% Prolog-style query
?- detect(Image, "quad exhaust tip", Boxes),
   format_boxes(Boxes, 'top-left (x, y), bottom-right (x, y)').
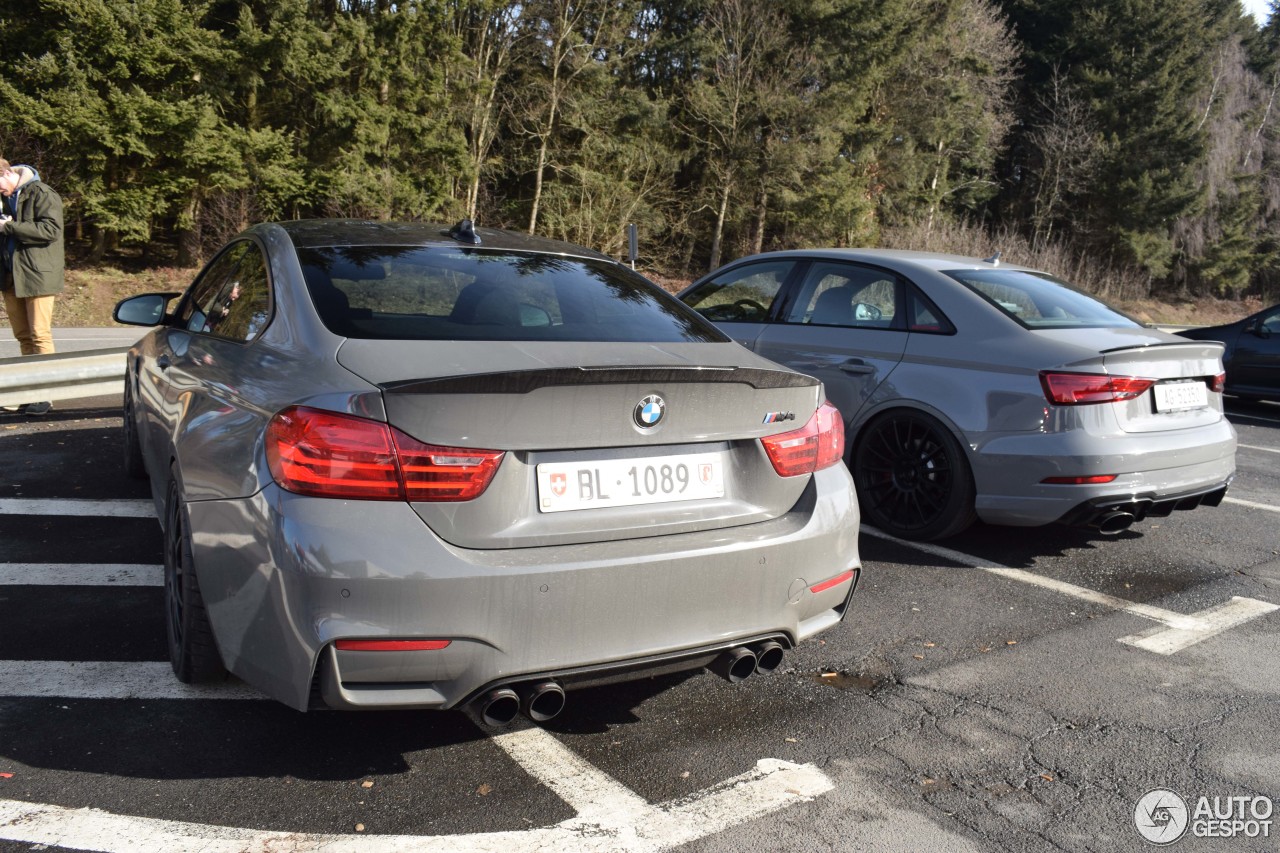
top-left (468, 680), bottom-right (567, 728)
top-left (519, 681), bottom-right (566, 723)
top-left (710, 642), bottom-right (787, 683)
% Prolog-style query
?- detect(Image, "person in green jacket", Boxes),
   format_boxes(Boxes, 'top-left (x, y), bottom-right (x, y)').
top-left (0, 157), bottom-right (64, 415)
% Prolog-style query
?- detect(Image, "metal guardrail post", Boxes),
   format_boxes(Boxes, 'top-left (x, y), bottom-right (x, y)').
top-left (0, 347), bottom-right (129, 407)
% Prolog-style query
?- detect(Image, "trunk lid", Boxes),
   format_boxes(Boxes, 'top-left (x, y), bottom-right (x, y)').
top-left (1036, 329), bottom-right (1227, 434)
top-left (337, 340), bottom-right (825, 548)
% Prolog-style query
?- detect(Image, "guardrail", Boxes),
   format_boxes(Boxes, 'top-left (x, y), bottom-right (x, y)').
top-left (0, 348), bottom-right (128, 408)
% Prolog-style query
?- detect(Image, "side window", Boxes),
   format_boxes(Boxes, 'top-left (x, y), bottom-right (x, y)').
top-left (908, 287), bottom-right (955, 334)
top-left (178, 243), bottom-right (251, 334)
top-left (1259, 309), bottom-right (1280, 334)
top-left (680, 261), bottom-right (796, 323)
top-left (210, 247), bottom-right (272, 342)
top-left (785, 262), bottom-right (900, 329)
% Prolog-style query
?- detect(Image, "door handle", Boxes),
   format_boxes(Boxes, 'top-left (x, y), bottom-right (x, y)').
top-left (838, 359), bottom-right (875, 375)
top-left (157, 355), bottom-right (172, 371)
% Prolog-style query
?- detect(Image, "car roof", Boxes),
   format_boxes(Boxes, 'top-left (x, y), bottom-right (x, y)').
top-left (730, 247), bottom-right (1042, 276)
top-left (271, 219), bottom-right (614, 261)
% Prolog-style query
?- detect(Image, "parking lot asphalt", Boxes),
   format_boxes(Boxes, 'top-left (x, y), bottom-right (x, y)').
top-left (0, 394), bottom-right (1277, 852)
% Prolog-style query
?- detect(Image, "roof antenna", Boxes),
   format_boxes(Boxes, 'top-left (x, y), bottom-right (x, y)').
top-left (983, 251), bottom-right (1001, 266)
top-left (449, 219), bottom-right (481, 245)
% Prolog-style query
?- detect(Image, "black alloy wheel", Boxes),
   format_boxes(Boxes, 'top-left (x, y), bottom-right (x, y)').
top-left (853, 410), bottom-right (976, 541)
top-left (163, 472), bottom-right (227, 683)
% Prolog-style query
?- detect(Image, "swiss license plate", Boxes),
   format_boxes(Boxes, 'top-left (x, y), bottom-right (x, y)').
top-left (1153, 381), bottom-right (1208, 412)
top-left (537, 453), bottom-right (724, 513)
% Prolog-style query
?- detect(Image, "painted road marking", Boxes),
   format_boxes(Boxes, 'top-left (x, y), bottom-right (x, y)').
top-left (863, 526), bottom-right (1279, 655)
top-left (1224, 496), bottom-right (1280, 514)
top-left (0, 498), bottom-right (153, 518)
top-left (0, 563), bottom-right (160, 586)
top-left (0, 729), bottom-right (831, 852)
top-left (1117, 596), bottom-right (1280, 654)
top-left (1238, 443), bottom-right (1280, 454)
top-left (1228, 411), bottom-right (1280, 426)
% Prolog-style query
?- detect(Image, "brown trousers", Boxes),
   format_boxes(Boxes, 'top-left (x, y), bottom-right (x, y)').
top-left (3, 289), bottom-right (56, 355)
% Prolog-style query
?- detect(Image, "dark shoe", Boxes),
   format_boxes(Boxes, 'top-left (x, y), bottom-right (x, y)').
top-left (23, 401), bottom-right (52, 416)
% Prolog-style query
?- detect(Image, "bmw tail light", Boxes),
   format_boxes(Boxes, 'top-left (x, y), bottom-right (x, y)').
top-left (1208, 373), bottom-right (1226, 393)
top-left (762, 402), bottom-right (846, 477)
top-left (266, 406), bottom-right (503, 501)
top-left (1039, 372), bottom-right (1155, 405)
top-left (394, 429), bottom-right (505, 502)
top-left (266, 407), bottom-right (401, 499)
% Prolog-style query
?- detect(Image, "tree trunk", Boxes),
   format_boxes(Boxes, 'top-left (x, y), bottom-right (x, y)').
top-left (751, 187), bottom-right (768, 255)
top-left (709, 181), bottom-right (732, 271)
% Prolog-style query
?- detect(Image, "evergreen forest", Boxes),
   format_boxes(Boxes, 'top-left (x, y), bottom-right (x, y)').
top-left (2, 0), bottom-right (1280, 301)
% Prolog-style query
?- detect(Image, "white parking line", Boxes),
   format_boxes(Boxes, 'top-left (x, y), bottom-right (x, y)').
top-left (1224, 496), bottom-right (1280, 514)
top-left (0, 563), bottom-right (160, 586)
top-left (0, 498), bottom-right (153, 518)
top-left (862, 526), bottom-right (1279, 654)
top-left (1237, 443), bottom-right (1280, 454)
top-left (0, 694), bottom-right (831, 853)
top-left (1229, 411), bottom-right (1280, 425)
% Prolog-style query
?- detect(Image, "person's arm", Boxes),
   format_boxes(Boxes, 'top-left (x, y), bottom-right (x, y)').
top-left (5, 186), bottom-right (63, 246)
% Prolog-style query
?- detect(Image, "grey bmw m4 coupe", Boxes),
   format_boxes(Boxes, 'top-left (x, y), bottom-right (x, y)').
top-left (113, 220), bottom-right (860, 724)
top-left (680, 249), bottom-right (1237, 541)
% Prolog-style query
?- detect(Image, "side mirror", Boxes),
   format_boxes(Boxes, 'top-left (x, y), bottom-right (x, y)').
top-left (114, 293), bottom-right (181, 327)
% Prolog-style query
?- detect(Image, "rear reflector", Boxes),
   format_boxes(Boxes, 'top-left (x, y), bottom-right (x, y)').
top-left (761, 401), bottom-right (845, 477)
top-left (334, 639), bottom-right (452, 651)
top-left (1041, 475), bottom-right (1119, 485)
top-left (266, 406), bottom-right (504, 501)
top-left (1039, 372), bottom-right (1155, 405)
top-left (809, 570), bottom-right (855, 594)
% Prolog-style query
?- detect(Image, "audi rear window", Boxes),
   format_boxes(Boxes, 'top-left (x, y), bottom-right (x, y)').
top-left (945, 268), bottom-right (1142, 329)
top-left (297, 246), bottom-right (728, 343)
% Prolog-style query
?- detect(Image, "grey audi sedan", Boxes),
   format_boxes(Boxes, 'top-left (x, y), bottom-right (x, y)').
top-left (113, 220), bottom-right (860, 724)
top-left (680, 249), bottom-right (1236, 541)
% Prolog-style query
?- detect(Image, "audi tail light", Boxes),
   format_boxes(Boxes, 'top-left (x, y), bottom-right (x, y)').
top-left (761, 402), bottom-right (845, 477)
top-left (1039, 372), bottom-right (1155, 405)
top-left (266, 406), bottom-right (503, 501)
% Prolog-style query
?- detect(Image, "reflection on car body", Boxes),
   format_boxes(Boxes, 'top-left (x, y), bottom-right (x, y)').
top-left (113, 219), bottom-right (861, 725)
top-left (681, 249), bottom-right (1236, 541)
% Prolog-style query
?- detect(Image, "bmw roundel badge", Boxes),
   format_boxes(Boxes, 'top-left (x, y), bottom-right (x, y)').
top-left (634, 394), bottom-right (665, 428)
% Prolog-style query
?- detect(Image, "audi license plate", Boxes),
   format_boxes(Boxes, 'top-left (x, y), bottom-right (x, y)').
top-left (1153, 381), bottom-right (1208, 412)
top-left (537, 453), bottom-right (724, 513)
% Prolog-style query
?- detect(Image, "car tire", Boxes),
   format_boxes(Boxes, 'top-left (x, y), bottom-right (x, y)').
top-left (164, 471), bottom-right (227, 683)
top-left (853, 409), bottom-right (977, 541)
top-left (122, 380), bottom-right (147, 480)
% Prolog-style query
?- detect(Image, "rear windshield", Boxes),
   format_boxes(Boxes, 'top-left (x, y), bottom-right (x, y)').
top-left (944, 269), bottom-right (1142, 329)
top-left (296, 246), bottom-right (727, 343)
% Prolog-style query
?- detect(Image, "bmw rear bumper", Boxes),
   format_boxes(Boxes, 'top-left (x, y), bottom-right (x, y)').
top-left (187, 465), bottom-right (860, 711)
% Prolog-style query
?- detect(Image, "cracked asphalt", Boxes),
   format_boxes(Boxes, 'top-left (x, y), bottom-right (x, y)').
top-left (0, 393), bottom-right (1277, 852)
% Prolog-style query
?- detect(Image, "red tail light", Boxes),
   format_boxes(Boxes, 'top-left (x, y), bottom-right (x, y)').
top-left (266, 406), bottom-right (504, 501)
top-left (1039, 372), bottom-right (1155, 405)
top-left (1041, 475), bottom-right (1118, 485)
top-left (1208, 373), bottom-right (1226, 393)
top-left (761, 402), bottom-right (845, 477)
top-left (334, 639), bottom-right (452, 651)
